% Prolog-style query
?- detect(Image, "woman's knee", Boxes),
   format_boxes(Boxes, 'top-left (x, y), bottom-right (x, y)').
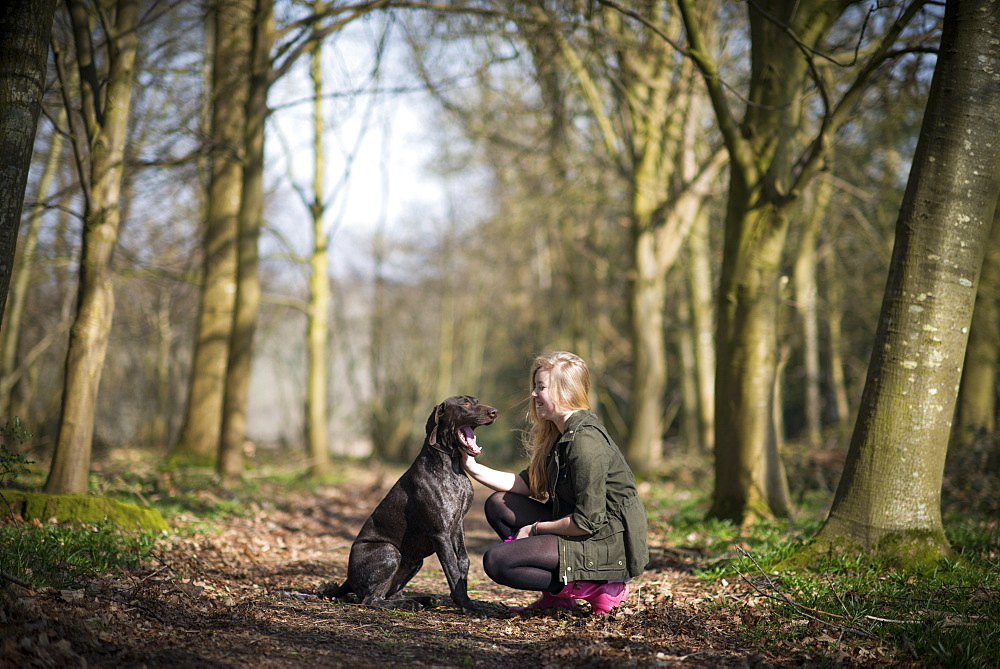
top-left (484, 491), bottom-right (512, 524)
top-left (482, 546), bottom-right (503, 583)
top-left (484, 490), bottom-right (507, 513)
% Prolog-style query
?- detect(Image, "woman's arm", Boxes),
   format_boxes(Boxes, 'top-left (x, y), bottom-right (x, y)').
top-left (513, 514), bottom-right (589, 540)
top-left (462, 454), bottom-right (532, 495)
top-left (563, 427), bottom-right (614, 534)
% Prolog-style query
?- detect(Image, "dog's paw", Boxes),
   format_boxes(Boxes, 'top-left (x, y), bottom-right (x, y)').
top-left (395, 598), bottom-right (425, 611)
top-left (276, 589), bottom-right (318, 600)
top-left (315, 581), bottom-right (348, 599)
top-left (407, 594), bottom-right (448, 609)
top-left (458, 600), bottom-right (495, 618)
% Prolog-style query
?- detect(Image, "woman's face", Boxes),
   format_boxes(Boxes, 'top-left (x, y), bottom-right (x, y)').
top-left (531, 369), bottom-right (559, 424)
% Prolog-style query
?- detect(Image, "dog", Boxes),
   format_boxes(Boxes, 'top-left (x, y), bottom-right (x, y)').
top-left (318, 395), bottom-right (497, 615)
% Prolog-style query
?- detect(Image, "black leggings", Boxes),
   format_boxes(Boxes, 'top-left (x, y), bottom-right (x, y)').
top-left (481, 491), bottom-right (563, 593)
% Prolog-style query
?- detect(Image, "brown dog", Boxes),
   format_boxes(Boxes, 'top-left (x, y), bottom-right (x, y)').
top-left (319, 395), bottom-right (497, 614)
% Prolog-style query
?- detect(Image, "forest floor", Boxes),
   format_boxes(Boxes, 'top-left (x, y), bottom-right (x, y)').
top-left (1, 459), bottom-right (913, 667)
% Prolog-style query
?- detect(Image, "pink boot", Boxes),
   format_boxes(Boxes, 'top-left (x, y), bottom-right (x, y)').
top-left (509, 591), bottom-right (578, 612)
top-left (556, 581), bottom-right (629, 615)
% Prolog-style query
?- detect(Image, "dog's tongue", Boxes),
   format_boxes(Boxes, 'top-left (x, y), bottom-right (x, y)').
top-left (459, 426), bottom-right (481, 456)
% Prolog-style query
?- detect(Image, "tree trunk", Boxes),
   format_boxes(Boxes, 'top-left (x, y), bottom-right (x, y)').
top-left (171, 0), bottom-right (253, 467)
top-left (686, 204), bottom-right (715, 454)
top-left (677, 281), bottom-right (699, 453)
top-left (793, 175), bottom-right (832, 450)
top-left (711, 199), bottom-right (790, 522)
top-left (148, 294), bottom-right (173, 447)
top-left (0, 0), bottom-right (57, 329)
top-left (768, 340), bottom-right (792, 515)
top-left (811, 0), bottom-right (1000, 561)
top-left (680, 0), bottom-right (856, 523)
top-left (0, 106), bottom-right (65, 417)
top-left (46, 0), bottom-right (140, 495)
top-left (952, 199), bottom-right (1000, 447)
top-left (305, 32), bottom-right (331, 479)
top-left (218, 0), bottom-right (275, 483)
top-left (824, 261), bottom-right (851, 426)
top-left (627, 226), bottom-right (669, 471)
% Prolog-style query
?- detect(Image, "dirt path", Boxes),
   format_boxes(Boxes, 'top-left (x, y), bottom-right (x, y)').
top-left (2, 476), bottom-right (811, 667)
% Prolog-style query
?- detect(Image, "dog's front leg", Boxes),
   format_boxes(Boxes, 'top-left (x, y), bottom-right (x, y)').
top-left (453, 524), bottom-right (470, 577)
top-left (431, 529), bottom-right (479, 616)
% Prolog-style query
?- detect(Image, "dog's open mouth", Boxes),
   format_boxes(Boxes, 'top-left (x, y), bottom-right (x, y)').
top-left (458, 426), bottom-right (482, 457)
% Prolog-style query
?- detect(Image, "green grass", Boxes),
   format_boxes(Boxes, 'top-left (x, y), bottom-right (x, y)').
top-left (0, 520), bottom-right (159, 589)
top-left (3, 443), bottom-right (997, 667)
top-left (0, 448), bottom-right (340, 589)
top-left (641, 455), bottom-right (1000, 667)
top-left (0, 450), bottom-right (369, 591)
top-left (8, 452), bottom-right (354, 527)
top-left (723, 534), bottom-right (1000, 667)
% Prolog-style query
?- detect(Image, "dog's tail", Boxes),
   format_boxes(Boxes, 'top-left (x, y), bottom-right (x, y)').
top-left (316, 579), bottom-right (352, 599)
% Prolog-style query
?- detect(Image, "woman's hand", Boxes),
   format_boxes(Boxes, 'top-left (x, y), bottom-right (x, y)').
top-left (514, 523), bottom-right (535, 540)
top-left (517, 515), bottom-right (589, 540)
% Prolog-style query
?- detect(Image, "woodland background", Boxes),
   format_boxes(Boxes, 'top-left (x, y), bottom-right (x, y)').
top-left (3, 1), bottom-right (1000, 666)
top-left (1, 0), bottom-right (999, 557)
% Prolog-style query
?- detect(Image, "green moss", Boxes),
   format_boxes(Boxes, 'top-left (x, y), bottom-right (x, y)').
top-left (162, 451), bottom-right (216, 471)
top-left (0, 490), bottom-right (169, 532)
top-left (776, 535), bottom-right (863, 571)
top-left (780, 528), bottom-right (954, 573)
top-left (873, 530), bottom-right (956, 571)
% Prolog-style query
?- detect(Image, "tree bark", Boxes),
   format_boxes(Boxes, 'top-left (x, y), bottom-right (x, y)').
top-left (793, 175), bottom-right (833, 450)
top-left (218, 0), bottom-right (275, 482)
top-left (0, 0), bottom-right (58, 330)
top-left (811, 0), bottom-right (1000, 560)
top-left (148, 295), bottom-right (173, 446)
top-left (680, 0), bottom-right (867, 522)
top-left (952, 198), bottom-right (1000, 447)
top-left (46, 0), bottom-right (140, 495)
top-left (677, 282), bottom-right (698, 452)
top-left (305, 30), bottom-right (331, 479)
top-left (686, 204), bottom-right (715, 454)
top-left (171, 0), bottom-right (253, 467)
top-left (0, 106), bottom-right (65, 417)
top-left (824, 259), bottom-right (851, 426)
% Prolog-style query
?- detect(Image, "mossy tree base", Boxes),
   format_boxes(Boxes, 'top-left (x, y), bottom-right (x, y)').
top-left (781, 527), bottom-right (955, 573)
top-left (0, 490), bottom-right (168, 532)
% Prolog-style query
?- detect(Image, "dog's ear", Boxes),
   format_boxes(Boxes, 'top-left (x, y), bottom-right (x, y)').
top-left (426, 402), bottom-right (444, 446)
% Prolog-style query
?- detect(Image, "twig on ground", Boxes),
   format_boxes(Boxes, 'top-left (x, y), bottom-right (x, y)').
top-left (659, 545), bottom-right (705, 558)
top-left (0, 570), bottom-right (33, 589)
top-left (733, 546), bottom-right (877, 640)
top-left (0, 490), bottom-right (21, 529)
top-left (826, 571), bottom-right (850, 617)
top-left (137, 565), bottom-right (172, 583)
top-left (865, 615), bottom-right (922, 624)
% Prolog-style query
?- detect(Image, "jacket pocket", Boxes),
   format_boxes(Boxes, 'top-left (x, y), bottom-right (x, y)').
top-left (580, 517), bottom-right (626, 573)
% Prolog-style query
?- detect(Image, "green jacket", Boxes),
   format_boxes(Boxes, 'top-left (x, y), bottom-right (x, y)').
top-left (522, 410), bottom-right (649, 583)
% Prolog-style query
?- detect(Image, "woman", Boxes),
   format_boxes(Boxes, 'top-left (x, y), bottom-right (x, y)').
top-left (463, 351), bottom-right (648, 615)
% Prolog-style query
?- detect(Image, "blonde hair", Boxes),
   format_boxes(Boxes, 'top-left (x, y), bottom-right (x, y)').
top-left (523, 351), bottom-right (592, 498)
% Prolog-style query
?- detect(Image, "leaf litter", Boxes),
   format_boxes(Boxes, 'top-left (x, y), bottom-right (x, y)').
top-left (2, 468), bottom-right (893, 668)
